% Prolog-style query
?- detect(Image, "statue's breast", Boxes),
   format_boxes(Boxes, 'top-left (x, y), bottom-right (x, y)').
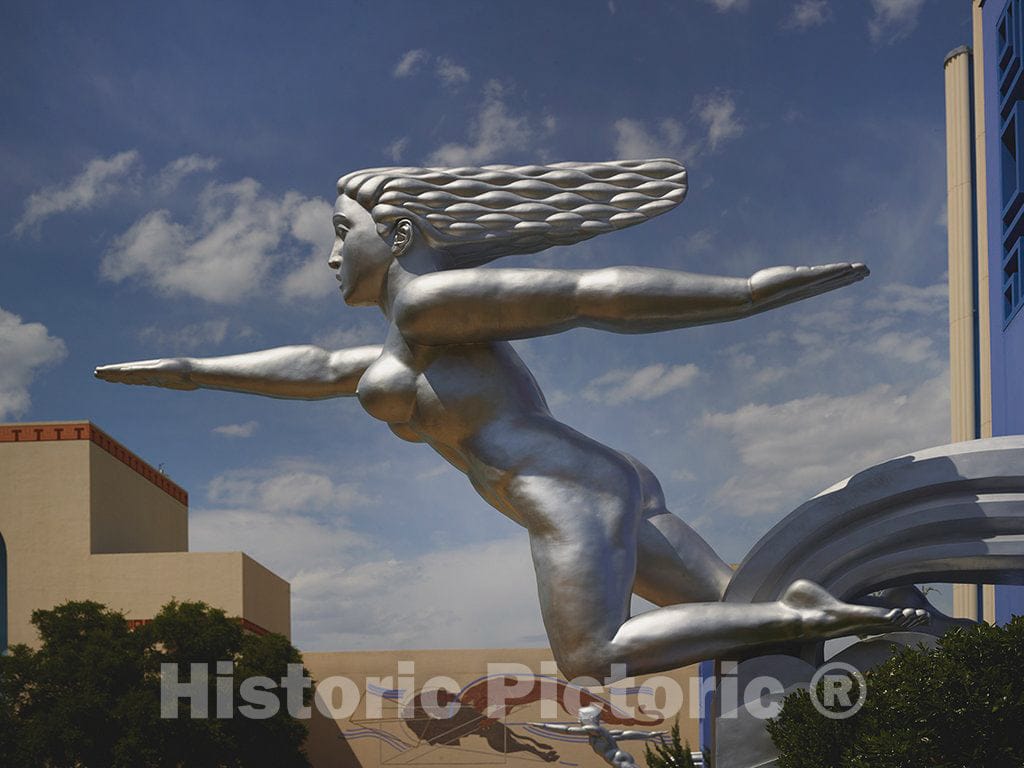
top-left (357, 352), bottom-right (418, 424)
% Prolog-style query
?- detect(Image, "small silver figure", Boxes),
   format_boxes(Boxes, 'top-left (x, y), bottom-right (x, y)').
top-left (96, 159), bottom-right (927, 681)
top-left (532, 705), bottom-right (662, 768)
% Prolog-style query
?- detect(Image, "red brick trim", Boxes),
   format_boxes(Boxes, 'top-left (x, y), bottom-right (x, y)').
top-left (127, 617), bottom-right (273, 636)
top-left (240, 618), bottom-right (272, 636)
top-left (0, 422), bottom-right (188, 505)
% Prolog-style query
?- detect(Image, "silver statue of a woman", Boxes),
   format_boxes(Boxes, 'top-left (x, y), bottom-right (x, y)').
top-left (531, 705), bottom-right (662, 768)
top-left (96, 159), bottom-right (926, 680)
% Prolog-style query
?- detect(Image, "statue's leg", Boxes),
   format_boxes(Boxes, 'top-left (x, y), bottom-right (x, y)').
top-left (621, 455), bottom-right (732, 605)
top-left (507, 444), bottom-right (927, 682)
top-left (521, 489), bottom-right (928, 680)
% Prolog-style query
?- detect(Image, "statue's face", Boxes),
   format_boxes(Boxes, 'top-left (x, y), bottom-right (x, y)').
top-left (328, 195), bottom-right (394, 307)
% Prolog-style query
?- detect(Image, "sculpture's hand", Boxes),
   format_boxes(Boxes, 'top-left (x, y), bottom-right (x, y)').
top-left (749, 263), bottom-right (869, 312)
top-left (94, 358), bottom-right (197, 390)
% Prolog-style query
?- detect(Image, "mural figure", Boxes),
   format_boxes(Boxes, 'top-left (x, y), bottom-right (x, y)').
top-left (381, 671), bottom-right (668, 763)
top-left (531, 705), bottom-right (662, 768)
top-left (96, 159), bottom-right (928, 681)
top-left (402, 688), bottom-right (558, 762)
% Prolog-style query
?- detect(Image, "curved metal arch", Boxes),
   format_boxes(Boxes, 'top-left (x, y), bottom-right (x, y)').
top-left (724, 436), bottom-right (1024, 605)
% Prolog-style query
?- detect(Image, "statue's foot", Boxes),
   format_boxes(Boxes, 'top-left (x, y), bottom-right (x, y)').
top-left (781, 579), bottom-right (929, 638)
top-left (866, 586), bottom-right (978, 634)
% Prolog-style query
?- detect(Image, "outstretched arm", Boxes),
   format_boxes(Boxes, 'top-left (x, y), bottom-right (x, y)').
top-left (529, 723), bottom-right (586, 735)
top-left (394, 263), bottom-right (868, 345)
top-left (609, 729), bottom-right (664, 741)
top-left (94, 345), bottom-right (382, 400)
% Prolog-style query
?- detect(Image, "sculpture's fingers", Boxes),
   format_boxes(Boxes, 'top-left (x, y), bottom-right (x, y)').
top-left (750, 262), bottom-right (870, 311)
top-left (95, 359), bottom-right (189, 387)
top-left (94, 363), bottom-right (136, 383)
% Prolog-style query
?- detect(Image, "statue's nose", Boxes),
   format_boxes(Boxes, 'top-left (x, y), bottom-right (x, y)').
top-left (327, 242), bottom-right (342, 269)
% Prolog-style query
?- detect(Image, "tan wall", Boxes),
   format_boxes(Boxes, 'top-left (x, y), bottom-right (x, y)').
top-left (241, 553), bottom-right (292, 640)
top-left (1, 439), bottom-right (94, 646)
top-left (85, 552), bottom-right (290, 638)
top-left (1, 422), bottom-right (289, 646)
top-left (90, 443), bottom-right (187, 554)
top-left (302, 648), bottom-right (702, 768)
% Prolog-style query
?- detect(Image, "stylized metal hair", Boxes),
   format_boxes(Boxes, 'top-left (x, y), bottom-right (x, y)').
top-left (336, 159), bottom-right (687, 268)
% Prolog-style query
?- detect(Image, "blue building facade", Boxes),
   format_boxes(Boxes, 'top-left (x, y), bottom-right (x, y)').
top-left (980, 0), bottom-right (1024, 622)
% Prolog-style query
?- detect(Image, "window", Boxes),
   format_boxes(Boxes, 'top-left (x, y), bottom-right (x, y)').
top-left (998, 0), bottom-right (1024, 322)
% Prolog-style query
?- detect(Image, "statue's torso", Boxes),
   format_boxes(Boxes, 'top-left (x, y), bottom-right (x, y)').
top-left (356, 324), bottom-right (638, 528)
top-left (357, 329), bottom-right (549, 444)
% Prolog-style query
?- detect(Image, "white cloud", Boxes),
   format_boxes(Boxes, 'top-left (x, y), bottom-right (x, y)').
top-left (427, 81), bottom-right (552, 166)
top-left (207, 463), bottom-right (369, 512)
top-left (703, 373), bottom-right (949, 516)
top-left (293, 537), bottom-right (543, 651)
top-left (784, 0), bottom-right (830, 30)
top-left (393, 49), bottom-right (428, 78)
top-left (155, 154), bottom-right (220, 193)
top-left (685, 228), bottom-right (715, 254)
top-left (393, 49), bottom-right (470, 89)
top-left (190, 462), bottom-right (544, 649)
top-left (697, 94), bottom-right (744, 151)
top-left (137, 319), bottom-right (237, 351)
top-left (280, 197), bottom-right (336, 300)
top-left (0, 308), bottom-right (67, 419)
top-left (613, 118), bottom-right (688, 159)
top-left (102, 179), bottom-right (332, 303)
top-left (384, 136), bottom-right (409, 162)
top-left (15, 151), bottom-right (140, 235)
top-left (870, 330), bottom-right (938, 365)
top-left (313, 319), bottom-right (388, 349)
top-left (868, 0), bottom-right (925, 44)
top-left (702, 0), bottom-right (749, 11)
top-left (772, 282), bottom-right (947, 374)
top-left (612, 93), bottom-right (742, 161)
top-left (584, 363), bottom-right (699, 405)
top-left (864, 280), bottom-right (946, 317)
top-left (212, 420), bottom-right (259, 438)
top-left (435, 56), bottom-right (470, 87)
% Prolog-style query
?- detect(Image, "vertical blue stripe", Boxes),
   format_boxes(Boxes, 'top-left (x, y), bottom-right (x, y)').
top-left (698, 659), bottom-right (714, 752)
top-left (0, 533), bottom-right (6, 654)
top-left (969, 50), bottom-right (983, 439)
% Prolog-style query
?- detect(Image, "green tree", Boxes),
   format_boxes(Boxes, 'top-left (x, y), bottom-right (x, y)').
top-left (0, 599), bottom-right (311, 767)
top-left (767, 617), bottom-right (1024, 768)
top-left (644, 720), bottom-right (700, 767)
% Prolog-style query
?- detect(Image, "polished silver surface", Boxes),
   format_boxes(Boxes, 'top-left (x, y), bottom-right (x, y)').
top-left (531, 705), bottom-right (661, 768)
top-left (724, 435), bottom-right (1024, 644)
top-left (96, 159), bottom-right (932, 681)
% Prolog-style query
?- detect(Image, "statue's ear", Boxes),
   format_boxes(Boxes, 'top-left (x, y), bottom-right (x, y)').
top-left (391, 219), bottom-right (414, 256)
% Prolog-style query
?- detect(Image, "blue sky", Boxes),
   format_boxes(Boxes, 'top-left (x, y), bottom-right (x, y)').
top-left (3, 0), bottom-right (967, 650)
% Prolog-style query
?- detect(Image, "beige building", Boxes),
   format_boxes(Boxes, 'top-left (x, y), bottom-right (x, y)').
top-left (0, 420), bottom-right (290, 647)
